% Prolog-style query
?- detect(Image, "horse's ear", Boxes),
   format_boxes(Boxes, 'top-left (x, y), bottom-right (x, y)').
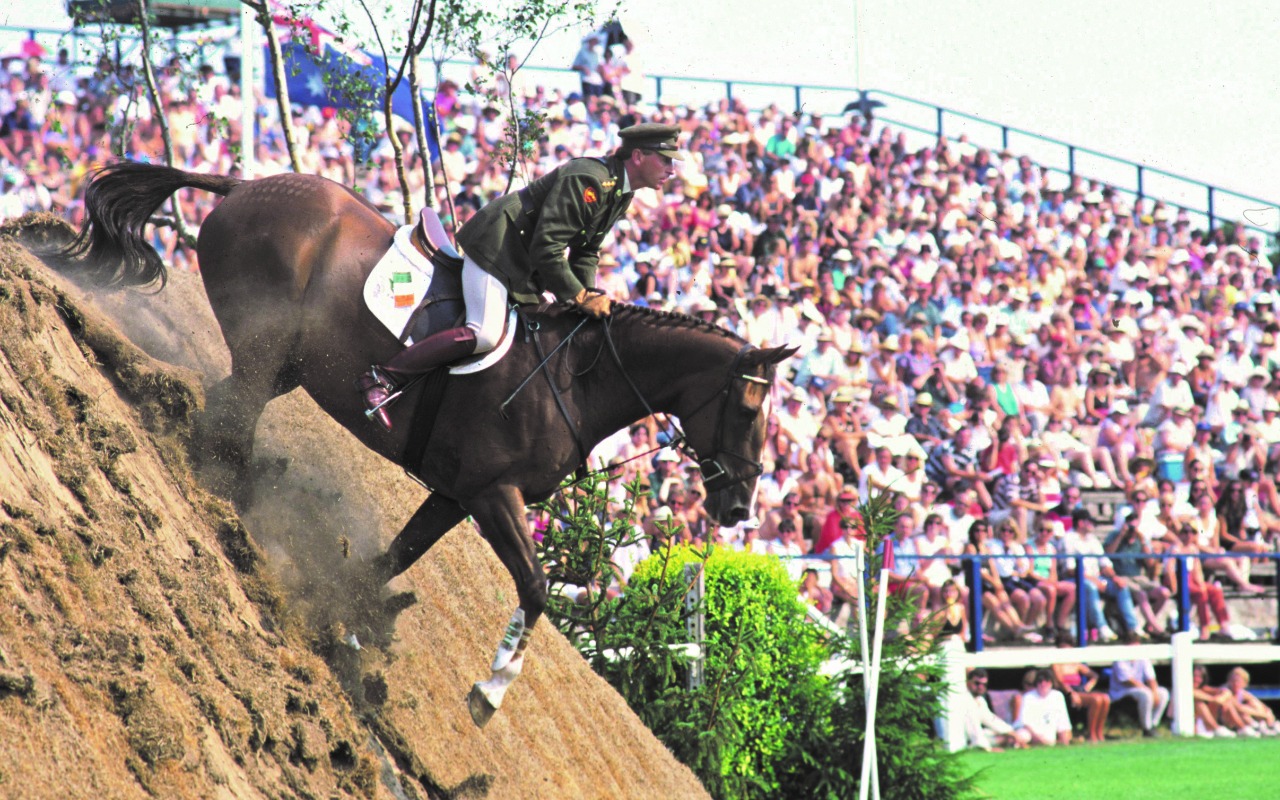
top-left (746, 345), bottom-right (800, 369)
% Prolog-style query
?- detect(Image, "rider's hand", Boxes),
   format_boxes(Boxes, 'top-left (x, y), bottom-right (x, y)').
top-left (573, 288), bottom-right (613, 319)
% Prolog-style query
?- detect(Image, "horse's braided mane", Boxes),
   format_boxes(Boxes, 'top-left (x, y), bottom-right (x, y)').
top-left (545, 299), bottom-right (746, 344)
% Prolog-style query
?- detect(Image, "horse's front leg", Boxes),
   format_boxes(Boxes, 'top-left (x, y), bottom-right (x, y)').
top-left (380, 492), bottom-right (470, 579)
top-left (345, 493), bottom-right (470, 646)
top-left (464, 485), bottom-right (547, 726)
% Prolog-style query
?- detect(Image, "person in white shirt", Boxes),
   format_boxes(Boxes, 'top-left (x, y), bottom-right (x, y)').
top-left (960, 669), bottom-right (1030, 751)
top-left (777, 388), bottom-right (822, 443)
top-left (1217, 333), bottom-right (1255, 387)
top-left (1016, 669), bottom-right (1073, 746)
top-left (913, 514), bottom-right (958, 609)
top-left (570, 34), bottom-right (605, 98)
top-left (1141, 365), bottom-right (1195, 428)
top-left (736, 520), bottom-right (773, 555)
top-left (859, 445), bottom-right (905, 501)
top-left (769, 518), bottom-right (810, 582)
top-left (1109, 632), bottom-right (1170, 736)
top-left (1014, 368), bottom-right (1052, 434)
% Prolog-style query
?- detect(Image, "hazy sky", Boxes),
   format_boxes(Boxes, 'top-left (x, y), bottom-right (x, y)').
top-left (7, 0), bottom-right (1279, 217)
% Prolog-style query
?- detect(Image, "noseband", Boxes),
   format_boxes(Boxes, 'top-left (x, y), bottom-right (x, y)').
top-left (674, 343), bottom-right (768, 493)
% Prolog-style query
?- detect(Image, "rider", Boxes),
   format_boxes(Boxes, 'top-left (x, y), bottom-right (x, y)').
top-left (360, 122), bottom-right (681, 430)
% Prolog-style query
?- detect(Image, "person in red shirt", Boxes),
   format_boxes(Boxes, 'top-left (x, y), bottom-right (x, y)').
top-left (815, 487), bottom-right (864, 554)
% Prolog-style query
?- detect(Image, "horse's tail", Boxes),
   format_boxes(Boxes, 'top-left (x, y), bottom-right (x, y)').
top-left (58, 161), bottom-right (241, 289)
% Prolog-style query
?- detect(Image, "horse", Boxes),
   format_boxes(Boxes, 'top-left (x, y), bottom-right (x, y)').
top-left (57, 162), bottom-right (796, 724)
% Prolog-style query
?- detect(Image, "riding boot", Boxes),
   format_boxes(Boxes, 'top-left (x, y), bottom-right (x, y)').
top-left (359, 326), bottom-right (478, 432)
top-left (357, 367), bottom-right (396, 432)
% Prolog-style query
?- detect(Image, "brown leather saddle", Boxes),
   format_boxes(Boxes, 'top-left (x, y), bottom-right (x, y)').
top-left (400, 215), bottom-right (466, 345)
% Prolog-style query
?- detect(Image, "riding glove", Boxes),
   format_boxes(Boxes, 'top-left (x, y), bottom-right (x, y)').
top-left (573, 288), bottom-right (613, 318)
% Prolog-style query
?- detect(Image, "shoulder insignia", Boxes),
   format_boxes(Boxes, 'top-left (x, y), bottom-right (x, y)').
top-left (601, 179), bottom-right (616, 189)
top-left (583, 186), bottom-right (598, 204)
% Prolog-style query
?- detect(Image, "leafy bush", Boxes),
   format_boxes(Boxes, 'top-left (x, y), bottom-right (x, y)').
top-left (537, 479), bottom-right (974, 800)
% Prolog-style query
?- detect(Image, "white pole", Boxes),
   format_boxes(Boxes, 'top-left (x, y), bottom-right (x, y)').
top-left (859, 562), bottom-right (889, 800)
top-left (942, 637), bottom-right (968, 752)
top-left (855, 544), bottom-right (872, 800)
top-left (239, 1), bottom-right (257, 179)
top-left (856, 544), bottom-right (872, 691)
top-left (1170, 630), bottom-right (1194, 736)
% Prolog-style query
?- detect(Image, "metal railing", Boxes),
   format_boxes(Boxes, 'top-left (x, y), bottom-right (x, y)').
top-left (5, 22), bottom-right (1277, 246)
top-left (864, 88), bottom-right (1279, 243)
top-left (853, 551), bottom-right (1280, 653)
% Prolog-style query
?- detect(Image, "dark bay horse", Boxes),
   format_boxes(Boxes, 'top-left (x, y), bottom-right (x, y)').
top-left (59, 162), bottom-right (795, 722)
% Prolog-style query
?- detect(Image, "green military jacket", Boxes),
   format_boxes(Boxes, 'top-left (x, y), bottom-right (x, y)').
top-left (454, 156), bottom-right (634, 306)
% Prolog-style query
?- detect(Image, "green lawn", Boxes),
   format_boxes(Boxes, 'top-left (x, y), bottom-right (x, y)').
top-left (960, 736), bottom-right (1280, 799)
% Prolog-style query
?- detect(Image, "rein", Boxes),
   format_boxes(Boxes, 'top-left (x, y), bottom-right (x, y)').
top-left (500, 309), bottom-right (768, 494)
top-left (600, 317), bottom-right (766, 494)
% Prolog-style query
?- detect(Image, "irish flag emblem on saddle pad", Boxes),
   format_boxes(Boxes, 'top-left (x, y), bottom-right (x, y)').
top-left (363, 225), bottom-right (434, 341)
top-left (390, 271), bottom-right (416, 308)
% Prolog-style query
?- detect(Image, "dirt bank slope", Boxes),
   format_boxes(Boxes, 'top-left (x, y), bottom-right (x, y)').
top-left (0, 229), bottom-right (706, 799)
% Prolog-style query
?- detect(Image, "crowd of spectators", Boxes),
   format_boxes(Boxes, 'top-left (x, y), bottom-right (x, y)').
top-left (960, 642), bottom-right (1279, 749)
top-left (3, 32), bottom-right (1280, 650)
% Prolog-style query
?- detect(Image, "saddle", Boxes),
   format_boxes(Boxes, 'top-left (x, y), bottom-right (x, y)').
top-left (402, 210), bottom-right (466, 344)
top-left (362, 208), bottom-right (516, 373)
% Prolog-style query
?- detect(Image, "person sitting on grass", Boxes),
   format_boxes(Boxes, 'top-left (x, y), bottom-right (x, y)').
top-left (1014, 669), bottom-right (1073, 747)
top-left (1222, 667), bottom-right (1280, 736)
top-left (1050, 631), bottom-right (1111, 743)
top-left (1190, 665), bottom-right (1242, 738)
top-left (960, 668), bottom-right (1030, 752)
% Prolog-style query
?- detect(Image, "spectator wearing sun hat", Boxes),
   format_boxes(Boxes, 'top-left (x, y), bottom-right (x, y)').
top-left (793, 328), bottom-right (843, 391)
top-left (1141, 362), bottom-right (1194, 427)
top-left (1218, 331), bottom-right (1256, 388)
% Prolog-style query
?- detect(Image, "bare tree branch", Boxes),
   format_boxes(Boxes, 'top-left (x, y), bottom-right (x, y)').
top-left (242, 0), bottom-right (302, 172)
top-left (135, 0), bottom-right (196, 248)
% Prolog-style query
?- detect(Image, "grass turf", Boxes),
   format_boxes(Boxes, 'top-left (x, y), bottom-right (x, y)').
top-left (960, 736), bottom-right (1280, 799)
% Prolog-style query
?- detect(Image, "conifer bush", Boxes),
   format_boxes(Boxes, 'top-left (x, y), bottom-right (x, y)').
top-left (537, 478), bottom-right (974, 800)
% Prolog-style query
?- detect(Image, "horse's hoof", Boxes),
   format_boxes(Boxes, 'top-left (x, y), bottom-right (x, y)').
top-left (467, 684), bottom-right (497, 727)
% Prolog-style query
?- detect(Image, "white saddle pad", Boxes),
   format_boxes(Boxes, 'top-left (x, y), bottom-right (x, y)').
top-left (362, 225), bottom-right (517, 375)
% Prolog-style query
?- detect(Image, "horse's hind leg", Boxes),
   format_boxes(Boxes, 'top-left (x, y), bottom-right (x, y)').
top-left (196, 353), bottom-right (301, 508)
top-left (463, 485), bottom-right (548, 725)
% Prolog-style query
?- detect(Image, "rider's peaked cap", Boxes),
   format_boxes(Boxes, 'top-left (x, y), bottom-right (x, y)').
top-left (619, 123), bottom-right (681, 157)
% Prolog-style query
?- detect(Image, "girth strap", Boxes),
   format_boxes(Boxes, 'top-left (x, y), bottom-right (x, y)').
top-left (400, 366), bottom-right (451, 488)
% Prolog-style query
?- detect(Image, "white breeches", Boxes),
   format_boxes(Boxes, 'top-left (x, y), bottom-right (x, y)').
top-left (462, 255), bottom-right (508, 353)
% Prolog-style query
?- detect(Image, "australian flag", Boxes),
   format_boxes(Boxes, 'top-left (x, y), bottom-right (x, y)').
top-left (262, 12), bottom-right (438, 162)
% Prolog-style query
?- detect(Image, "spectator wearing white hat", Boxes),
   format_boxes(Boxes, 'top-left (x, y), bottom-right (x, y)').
top-left (1217, 332), bottom-right (1256, 388)
top-left (1141, 362), bottom-right (1194, 428)
top-left (1174, 315), bottom-right (1210, 368)
top-left (792, 329), bottom-right (842, 392)
top-left (1255, 397), bottom-right (1280, 456)
top-left (1240, 367), bottom-right (1272, 419)
top-left (1205, 375), bottom-right (1244, 435)
top-left (1153, 403), bottom-right (1197, 465)
top-left (777, 387), bottom-right (822, 443)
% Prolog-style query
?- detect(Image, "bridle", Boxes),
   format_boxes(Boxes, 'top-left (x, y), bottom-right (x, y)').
top-left (603, 324), bottom-right (768, 494)
top-left (503, 311), bottom-right (772, 493)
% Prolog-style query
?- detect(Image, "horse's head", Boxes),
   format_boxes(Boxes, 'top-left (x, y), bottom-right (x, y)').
top-left (680, 344), bottom-right (798, 525)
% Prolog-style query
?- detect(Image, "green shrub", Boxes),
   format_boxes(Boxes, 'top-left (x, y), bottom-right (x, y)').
top-left (538, 479), bottom-right (974, 800)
